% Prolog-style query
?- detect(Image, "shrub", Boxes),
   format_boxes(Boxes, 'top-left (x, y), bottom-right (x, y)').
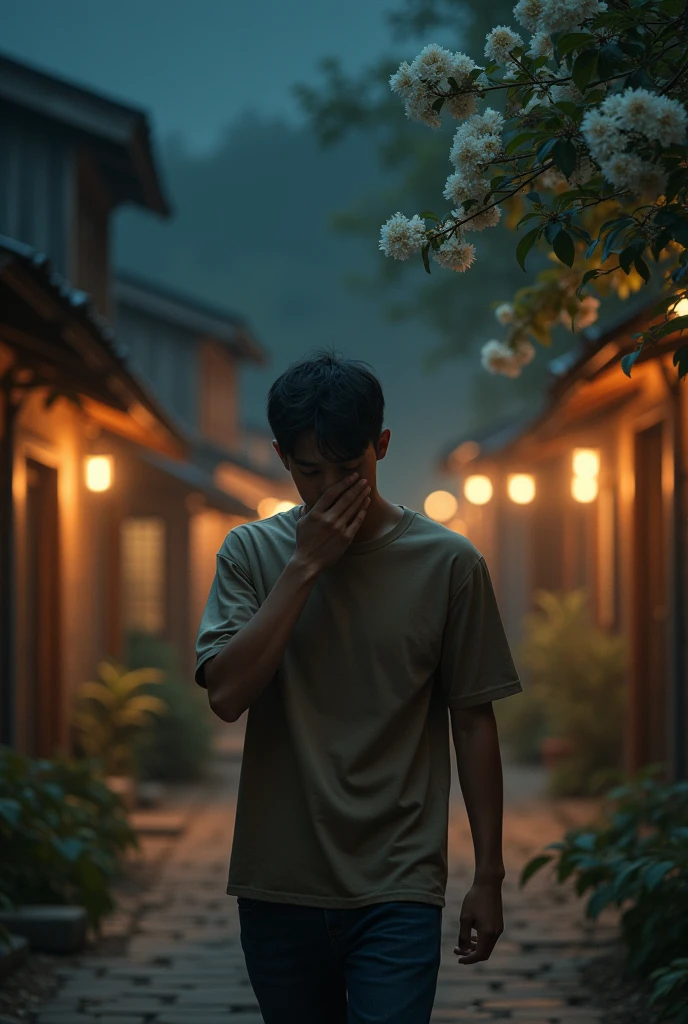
top-left (124, 631), bottom-right (215, 782)
top-left (517, 589), bottom-right (627, 796)
top-left (521, 766), bottom-right (688, 1022)
top-left (71, 659), bottom-right (168, 777)
top-left (0, 747), bottom-right (138, 930)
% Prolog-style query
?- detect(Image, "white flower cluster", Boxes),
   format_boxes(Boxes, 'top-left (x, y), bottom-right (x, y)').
top-left (378, 212), bottom-right (427, 261)
top-left (582, 88), bottom-right (687, 197)
top-left (389, 44), bottom-right (480, 129)
top-left (513, 0), bottom-right (607, 35)
top-left (481, 338), bottom-right (536, 377)
top-left (484, 25), bottom-right (523, 65)
top-left (449, 108), bottom-right (504, 188)
top-left (433, 232), bottom-right (477, 272)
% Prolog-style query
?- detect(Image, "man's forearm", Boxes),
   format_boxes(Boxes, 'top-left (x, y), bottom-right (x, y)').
top-left (204, 556), bottom-right (319, 722)
top-left (451, 704), bottom-right (506, 882)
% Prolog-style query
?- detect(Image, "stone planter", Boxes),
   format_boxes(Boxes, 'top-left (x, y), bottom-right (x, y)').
top-left (104, 774), bottom-right (138, 812)
top-left (540, 735), bottom-right (576, 770)
top-left (0, 933), bottom-right (29, 979)
top-left (0, 906), bottom-right (88, 954)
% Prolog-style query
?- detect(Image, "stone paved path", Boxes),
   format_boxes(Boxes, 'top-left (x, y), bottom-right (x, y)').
top-left (29, 739), bottom-right (621, 1024)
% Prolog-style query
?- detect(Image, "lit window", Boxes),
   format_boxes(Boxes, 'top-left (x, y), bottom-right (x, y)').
top-left (121, 517), bottom-right (166, 634)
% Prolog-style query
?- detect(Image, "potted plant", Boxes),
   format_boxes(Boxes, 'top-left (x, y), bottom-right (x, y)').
top-left (71, 659), bottom-right (168, 809)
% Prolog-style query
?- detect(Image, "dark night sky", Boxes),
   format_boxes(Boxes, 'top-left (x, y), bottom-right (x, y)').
top-left (0, 1), bottom-right (513, 511)
top-left (0, 0), bottom-right (394, 152)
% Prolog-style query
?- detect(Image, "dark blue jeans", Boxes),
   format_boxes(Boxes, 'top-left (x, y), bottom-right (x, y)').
top-left (237, 897), bottom-right (442, 1023)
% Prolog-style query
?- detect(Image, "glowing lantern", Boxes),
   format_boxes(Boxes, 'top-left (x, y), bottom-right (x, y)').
top-left (85, 455), bottom-right (113, 492)
top-left (507, 473), bottom-right (535, 505)
top-left (572, 475), bottom-right (599, 503)
top-left (464, 475), bottom-right (493, 505)
top-left (424, 490), bottom-right (458, 522)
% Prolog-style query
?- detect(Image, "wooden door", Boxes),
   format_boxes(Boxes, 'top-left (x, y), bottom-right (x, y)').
top-left (631, 423), bottom-right (668, 773)
top-left (24, 457), bottom-right (62, 756)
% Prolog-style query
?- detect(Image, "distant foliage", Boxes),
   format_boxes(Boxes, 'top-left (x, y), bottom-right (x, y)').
top-left (518, 589), bottom-right (627, 795)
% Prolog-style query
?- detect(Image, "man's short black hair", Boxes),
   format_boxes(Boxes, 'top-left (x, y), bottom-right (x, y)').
top-left (266, 348), bottom-right (385, 463)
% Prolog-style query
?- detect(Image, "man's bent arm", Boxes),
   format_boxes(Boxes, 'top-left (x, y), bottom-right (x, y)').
top-left (204, 555), bottom-right (319, 723)
top-left (450, 702), bottom-right (506, 883)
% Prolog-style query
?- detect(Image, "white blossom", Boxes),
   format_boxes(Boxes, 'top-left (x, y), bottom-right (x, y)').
top-left (434, 233), bottom-right (477, 272)
top-left (600, 154), bottom-right (667, 198)
top-left (513, 0), bottom-right (544, 34)
top-left (495, 302), bottom-right (515, 325)
top-left (538, 0), bottom-right (608, 35)
top-left (481, 339), bottom-right (523, 377)
top-left (390, 46), bottom-right (481, 128)
top-left (445, 93), bottom-right (479, 120)
top-left (484, 25), bottom-right (524, 64)
top-left (410, 43), bottom-right (456, 83)
top-left (613, 88), bottom-right (688, 147)
top-left (561, 295), bottom-right (600, 331)
top-left (389, 62), bottom-right (417, 100)
top-left (581, 108), bottom-right (624, 164)
top-left (527, 30), bottom-right (554, 58)
top-left (379, 213), bottom-right (427, 260)
top-left (513, 338), bottom-right (536, 366)
top-left (449, 109), bottom-right (504, 179)
top-left (458, 203), bottom-right (502, 231)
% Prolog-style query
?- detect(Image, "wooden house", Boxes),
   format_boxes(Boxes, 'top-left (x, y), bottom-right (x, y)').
top-left (0, 53), bottom-right (295, 755)
top-left (439, 308), bottom-right (687, 781)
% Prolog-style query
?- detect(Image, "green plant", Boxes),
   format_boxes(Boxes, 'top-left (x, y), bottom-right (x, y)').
top-left (71, 659), bottom-right (168, 778)
top-left (521, 766), bottom-right (688, 1021)
top-left (517, 589), bottom-right (627, 795)
top-left (649, 958), bottom-right (688, 1022)
top-left (494, 679), bottom-right (549, 763)
top-left (0, 747), bottom-right (138, 929)
top-left (124, 631), bottom-right (215, 782)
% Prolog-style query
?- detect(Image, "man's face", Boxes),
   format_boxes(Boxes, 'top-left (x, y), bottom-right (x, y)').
top-left (273, 430), bottom-right (389, 511)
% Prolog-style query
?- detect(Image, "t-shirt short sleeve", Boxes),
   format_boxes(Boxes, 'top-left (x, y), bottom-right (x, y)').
top-left (194, 531), bottom-right (260, 688)
top-left (438, 555), bottom-right (522, 709)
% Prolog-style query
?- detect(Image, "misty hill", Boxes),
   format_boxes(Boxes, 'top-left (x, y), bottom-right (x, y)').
top-left (114, 112), bottom-right (553, 511)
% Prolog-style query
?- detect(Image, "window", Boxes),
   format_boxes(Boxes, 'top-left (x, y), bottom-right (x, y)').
top-left (121, 517), bottom-right (166, 634)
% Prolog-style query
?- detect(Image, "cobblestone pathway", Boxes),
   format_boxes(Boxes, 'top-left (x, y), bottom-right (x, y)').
top-left (30, 740), bottom-right (621, 1024)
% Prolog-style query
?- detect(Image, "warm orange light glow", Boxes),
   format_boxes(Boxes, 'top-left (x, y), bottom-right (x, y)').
top-left (424, 490), bottom-right (458, 522)
top-left (257, 496), bottom-right (282, 518)
top-left (446, 517), bottom-right (467, 535)
top-left (274, 500), bottom-right (297, 513)
top-left (572, 476), bottom-right (599, 503)
top-left (507, 473), bottom-right (535, 505)
top-left (573, 448), bottom-right (600, 478)
top-left (464, 475), bottom-right (493, 505)
top-left (673, 297), bottom-right (688, 317)
top-left (85, 455), bottom-right (113, 492)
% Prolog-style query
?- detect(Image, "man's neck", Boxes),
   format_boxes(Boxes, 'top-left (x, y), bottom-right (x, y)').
top-left (350, 493), bottom-right (403, 544)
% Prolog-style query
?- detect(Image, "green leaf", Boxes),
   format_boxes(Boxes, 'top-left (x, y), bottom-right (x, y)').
top-left (634, 256), bottom-right (650, 283)
top-left (557, 32), bottom-right (596, 56)
top-left (519, 854), bottom-right (553, 887)
top-left (552, 139), bottom-right (577, 178)
top-left (421, 245), bottom-right (431, 275)
top-left (597, 41), bottom-right (626, 80)
top-left (419, 210), bottom-right (440, 221)
top-left (536, 137), bottom-right (559, 163)
top-left (656, 314), bottom-right (688, 340)
top-left (516, 227), bottom-right (541, 271)
top-left (642, 860), bottom-right (674, 891)
top-left (505, 131), bottom-right (536, 156)
top-left (553, 229), bottom-right (575, 266)
top-left (622, 349), bottom-right (642, 377)
top-left (572, 49), bottom-right (598, 91)
top-left (673, 345), bottom-right (688, 379)
top-left (431, 96), bottom-right (445, 113)
top-left (577, 269), bottom-right (599, 298)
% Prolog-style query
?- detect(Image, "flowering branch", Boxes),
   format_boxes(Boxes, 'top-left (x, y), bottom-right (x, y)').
top-left (377, 0), bottom-right (688, 381)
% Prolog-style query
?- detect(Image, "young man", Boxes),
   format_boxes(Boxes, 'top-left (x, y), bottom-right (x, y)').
top-left (194, 351), bottom-right (523, 1024)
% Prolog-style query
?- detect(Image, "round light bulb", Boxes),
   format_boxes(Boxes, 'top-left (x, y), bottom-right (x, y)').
top-left (464, 475), bottom-right (493, 506)
top-left (572, 448), bottom-right (600, 479)
top-left (85, 455), bottom-right (113, 492)
top-left (424, 490), bottom-right (458, 522)
top-left (507, 473), bottom-right (536, 505)
top-left (572, 476), bottom-right (598, 503)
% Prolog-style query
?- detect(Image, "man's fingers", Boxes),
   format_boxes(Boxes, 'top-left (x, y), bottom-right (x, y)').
top-left (454, 930), bottom-right (498, 965)
top-left (315, 473), bottom-right (359, 512)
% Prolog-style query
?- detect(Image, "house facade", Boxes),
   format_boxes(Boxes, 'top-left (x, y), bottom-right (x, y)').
top-left (439, 309), bottom-right (687, 781)
top-left (0, 53), bottom-right (294, 755)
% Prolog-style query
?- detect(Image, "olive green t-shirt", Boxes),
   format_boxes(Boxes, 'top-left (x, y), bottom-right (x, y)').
top-left (195, 503), bottom-right (522, 909)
